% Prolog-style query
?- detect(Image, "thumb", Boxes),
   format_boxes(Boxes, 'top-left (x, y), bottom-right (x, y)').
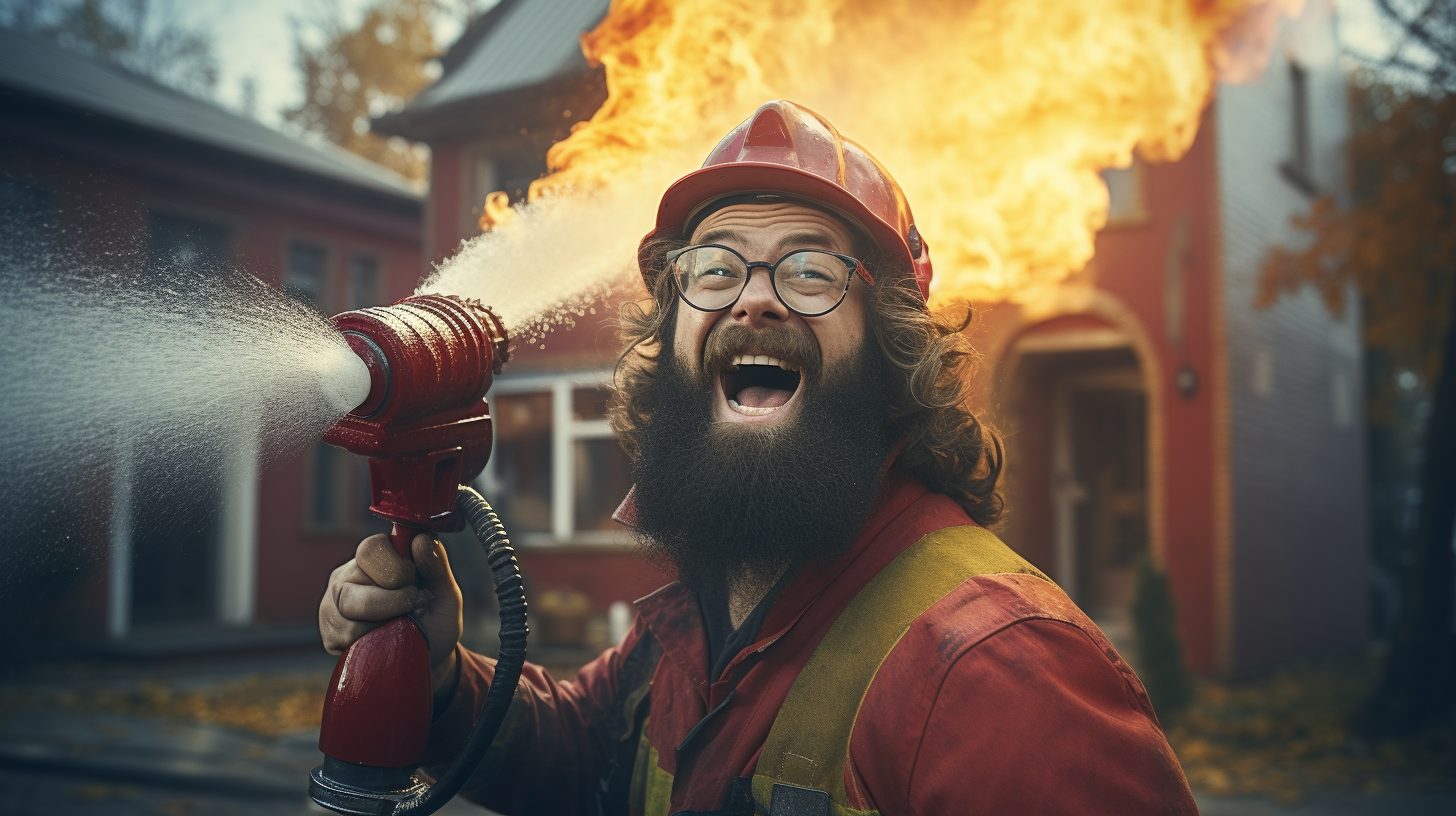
top-left (412, 534), bottom-right (454, 594)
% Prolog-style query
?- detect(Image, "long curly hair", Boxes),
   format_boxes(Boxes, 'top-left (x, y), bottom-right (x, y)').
top-left (610, 237), bottom-right (1004, 527)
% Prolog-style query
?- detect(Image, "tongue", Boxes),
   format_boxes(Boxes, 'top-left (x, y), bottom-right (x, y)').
top-left (735, 385), bottom-right (793, 409)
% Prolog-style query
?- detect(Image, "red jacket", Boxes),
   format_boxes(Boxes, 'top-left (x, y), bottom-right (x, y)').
top-left (424, 468), bottom-right (1199, 814)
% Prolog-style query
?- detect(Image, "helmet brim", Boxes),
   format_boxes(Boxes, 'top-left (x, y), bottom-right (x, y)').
top-left (639, 162), bottom-right (918, 295)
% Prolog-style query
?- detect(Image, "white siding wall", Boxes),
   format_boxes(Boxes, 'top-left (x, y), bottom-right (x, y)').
top-left (1216, 0), bottom-right (1367, 674)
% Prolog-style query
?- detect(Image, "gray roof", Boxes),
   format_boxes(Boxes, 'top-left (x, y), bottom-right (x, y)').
top-left (0, 27), bottom-right (419, 200)
top-left (404, 0), bottom-right (610, 113)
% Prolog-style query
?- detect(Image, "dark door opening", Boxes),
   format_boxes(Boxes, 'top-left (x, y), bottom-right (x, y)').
top-left (130, 475), bottom-right (221, 627)
top-left (128, 212), bottom-right (232, 628)
top-left (1003, 344), bottom-right (1149, 660)
top-left (1067, 382), bottom-right (1148, 619)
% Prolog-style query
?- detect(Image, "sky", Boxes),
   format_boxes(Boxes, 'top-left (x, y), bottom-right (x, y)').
top-left (170, 0), bottom-right (1396, 132)
top-left (174, 0), bottom-right (333, 125)
top-left (1332, 0), bottom-right (1417, 73)
top-left (171, 0), bottom-right (486, 128)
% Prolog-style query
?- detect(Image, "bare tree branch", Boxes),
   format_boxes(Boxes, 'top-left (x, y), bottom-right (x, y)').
top-left (1369, 0), bottom-right (1456, 90)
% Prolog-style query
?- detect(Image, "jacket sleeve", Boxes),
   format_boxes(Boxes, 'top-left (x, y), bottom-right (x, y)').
top-left (419, 616), bottom-right (648, 815)
top-left (850, 618), bottom-right (1199, 816)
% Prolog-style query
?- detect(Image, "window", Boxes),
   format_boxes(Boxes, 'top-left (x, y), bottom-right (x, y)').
top-left (289, 241), bottom-right (377, 534)
top-left (464, 152), bottom-right (498, 236)
top-left (286, 241), bottom-right (329, 312)
top-left (573, 388), bottom-right (633, 533)
top-left (498, 153), bottom-right (547, 205)
top-left (1100, 160), bottom-right (1147, 226)
top-left (306, 439), bottom-right (380, 536)
top-left (148, 212), bottom-right (231, 274)
top-left (480, 372), bottom-right (631, 545)
top-left (1252, 348), bottom-right (1275, 398)
top-left (1332, 370), bottom-right (1353, 429)
top-left (1280, 60), bottom-right (1316, 194)
top-left (348, 254), bottom-right (380, 310)
top-left (311, 442), bottom-right (350, 529)
top-left (0, 177), bottom-right (53, 262)
top-left (134, 211), bottom-right (233, 624)
top-left (490, 390), bottom-right (554, 534)
top-left (461, 148), bottom-right (545, 233)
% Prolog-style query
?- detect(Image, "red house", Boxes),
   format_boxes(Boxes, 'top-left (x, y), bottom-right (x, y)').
top-left (376, 0), bottom-right (1366, 677)
top-left (1, 28), bottom-right (423, 653)
top-left (971, 1), bottom-right (1366, 677)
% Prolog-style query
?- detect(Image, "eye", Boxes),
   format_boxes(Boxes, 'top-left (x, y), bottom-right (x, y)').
top-left (688, 263), bottom-right (744, 290)
top-left (693, 265), bottom-right (740, 282)
top-left (785, 267), bottom-right (833, 281)
top-left (777, 252), bottom-right (846, 288)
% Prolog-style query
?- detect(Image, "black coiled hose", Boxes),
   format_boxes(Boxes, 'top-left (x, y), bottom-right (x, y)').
top-left (396, 486), bottom-right (528, 815)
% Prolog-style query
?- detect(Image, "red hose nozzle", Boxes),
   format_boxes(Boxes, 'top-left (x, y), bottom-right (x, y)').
top-left (323, 294), bottom-right (510, 539)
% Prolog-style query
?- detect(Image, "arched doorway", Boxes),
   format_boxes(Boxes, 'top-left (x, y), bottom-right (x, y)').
top-left (999, 317), bottom-right (1152, 661)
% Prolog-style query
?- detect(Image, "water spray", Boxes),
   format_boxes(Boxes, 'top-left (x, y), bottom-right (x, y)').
top-left (308, 294), bottom-right (528, 816)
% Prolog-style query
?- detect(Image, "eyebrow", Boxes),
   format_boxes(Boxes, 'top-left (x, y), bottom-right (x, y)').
top-left (694, 227), bottom-right (749, 247)
top-left (693, 228), bottom-right (842, 256)
top-left (775, 230), bottom-right (841, 252)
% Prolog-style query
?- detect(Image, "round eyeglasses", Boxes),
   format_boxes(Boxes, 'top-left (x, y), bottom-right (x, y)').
top-left (667, 244), bottom-right (876, 317)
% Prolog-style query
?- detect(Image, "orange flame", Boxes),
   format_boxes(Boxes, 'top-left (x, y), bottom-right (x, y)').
top-left (480, 190), bottom-right (517, 230)
top-left (484, 0), bottom-right (1300, 304)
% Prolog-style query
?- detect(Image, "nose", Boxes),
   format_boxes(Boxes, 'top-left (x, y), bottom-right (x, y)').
top-left (731, 266), bottom-right (790, 327)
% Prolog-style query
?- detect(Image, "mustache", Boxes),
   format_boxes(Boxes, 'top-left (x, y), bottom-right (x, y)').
top-left (701, 323), bottom-right (823, 376)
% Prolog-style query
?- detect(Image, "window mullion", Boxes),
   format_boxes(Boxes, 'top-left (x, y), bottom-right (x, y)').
top-left (551, 378), bottom-right (573, 542)
top-left (570, 418), bottom-right (613, 437)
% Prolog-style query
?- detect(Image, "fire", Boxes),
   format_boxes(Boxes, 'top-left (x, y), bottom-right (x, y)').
top-left (482, 0), bottom-right (1300, 305)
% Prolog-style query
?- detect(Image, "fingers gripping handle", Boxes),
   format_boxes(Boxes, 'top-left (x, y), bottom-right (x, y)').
top-left (309, 487), bottom-right (527, 816)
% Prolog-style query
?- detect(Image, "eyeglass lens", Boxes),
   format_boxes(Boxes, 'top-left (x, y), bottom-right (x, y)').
top-left (673, 246), bottom-right (854, 316)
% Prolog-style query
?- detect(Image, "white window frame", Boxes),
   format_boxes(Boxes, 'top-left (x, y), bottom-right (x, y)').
top-left (478, 369), bottom-right (626, 547)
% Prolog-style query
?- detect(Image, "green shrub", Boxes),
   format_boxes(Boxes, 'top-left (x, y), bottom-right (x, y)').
top-left (1132, 554), bottom-right (1195, 719)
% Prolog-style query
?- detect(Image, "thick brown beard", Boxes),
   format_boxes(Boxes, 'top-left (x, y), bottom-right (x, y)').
top-left (626, 324), bottom-right (895, 599)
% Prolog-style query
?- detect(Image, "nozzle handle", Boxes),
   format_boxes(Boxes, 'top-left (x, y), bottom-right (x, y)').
top-left (309, 488), bottom-right (526, 816)
top-left (390, 523), bottom-right (421, 561)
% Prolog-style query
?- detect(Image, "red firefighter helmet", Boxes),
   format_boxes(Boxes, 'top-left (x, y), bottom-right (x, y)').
top-left (639, 100), bottom-right (933, 303)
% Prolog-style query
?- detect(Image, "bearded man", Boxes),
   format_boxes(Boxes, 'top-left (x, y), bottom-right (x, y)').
top-left (319, 101), bottom-right (1199, 815)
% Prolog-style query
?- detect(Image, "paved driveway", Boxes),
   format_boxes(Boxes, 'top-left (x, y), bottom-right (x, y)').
top-left (0, 707), bottom-right (487, 815)
top-left (2, 653), bottom-right (1450, 815)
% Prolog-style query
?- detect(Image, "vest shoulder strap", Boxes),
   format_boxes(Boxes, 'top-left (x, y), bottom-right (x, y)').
top-left (599, 630), bottom-right (662, 816)
top-left (751, 525), bottom-right (1050, 813)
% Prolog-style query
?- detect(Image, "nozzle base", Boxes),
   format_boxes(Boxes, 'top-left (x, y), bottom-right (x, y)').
top-left (309, 758), bottom-right (425, 815)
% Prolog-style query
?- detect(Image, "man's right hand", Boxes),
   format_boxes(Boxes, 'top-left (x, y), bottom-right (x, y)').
top-left (319, 533), bottom-right (465, 705)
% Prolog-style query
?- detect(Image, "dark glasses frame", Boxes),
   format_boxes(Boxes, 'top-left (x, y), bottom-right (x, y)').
top-left (666, 244), bottom-right (876, 318)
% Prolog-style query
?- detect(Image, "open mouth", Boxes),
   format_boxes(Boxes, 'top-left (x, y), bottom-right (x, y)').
top-left (720, 354), bottom-right (802, 418)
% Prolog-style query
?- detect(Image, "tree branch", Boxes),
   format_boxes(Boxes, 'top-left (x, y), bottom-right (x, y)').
top-left (1373, 0), bottom-right (1456, 68)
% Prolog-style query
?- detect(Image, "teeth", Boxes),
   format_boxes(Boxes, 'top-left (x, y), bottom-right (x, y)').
top-left (730, 354), bottom-right (797, 371)
top-left (728, 399), bottom-right (779, 416)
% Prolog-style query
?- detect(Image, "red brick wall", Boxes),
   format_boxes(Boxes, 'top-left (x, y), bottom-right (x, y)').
top-left (972, 111), bottom-right (1224, 674)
